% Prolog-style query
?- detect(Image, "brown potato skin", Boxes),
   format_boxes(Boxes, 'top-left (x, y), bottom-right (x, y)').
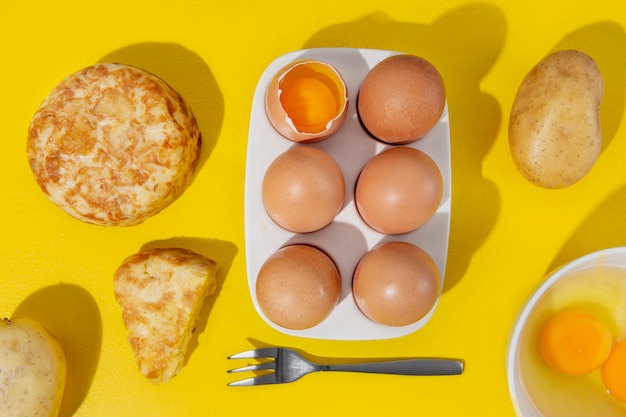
top-left (509, 50), bottom-right (603, 189)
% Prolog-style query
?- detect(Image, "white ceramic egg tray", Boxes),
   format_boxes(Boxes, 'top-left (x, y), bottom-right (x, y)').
top-left (244, 48), bottom-right (451, 340)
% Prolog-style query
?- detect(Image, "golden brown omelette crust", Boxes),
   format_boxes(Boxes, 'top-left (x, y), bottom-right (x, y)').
top-left (27, 63), bottom-right (201, 226)
top-left (113, 248), bottom-right (219, 383)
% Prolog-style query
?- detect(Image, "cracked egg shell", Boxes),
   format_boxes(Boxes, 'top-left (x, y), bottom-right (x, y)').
top-left (265, 60), bottom-right (348, 142)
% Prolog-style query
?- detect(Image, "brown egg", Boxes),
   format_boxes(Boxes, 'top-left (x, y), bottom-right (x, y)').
top-left (265, 60), bottom-right (348, 142)
top-left (353, 241), bottom-right (440, 327)
top-left (262, 146), bottom-right (345, 233)
top-left (357, 54), bottom-right (445, 144)
top-left (256, 245), bottom-right (341, 330)
top-left (355, 147), bottom-right (443, 234)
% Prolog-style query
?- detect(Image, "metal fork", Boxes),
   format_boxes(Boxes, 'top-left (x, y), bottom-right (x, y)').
top-left (227, 347), bottom-right (464, 386)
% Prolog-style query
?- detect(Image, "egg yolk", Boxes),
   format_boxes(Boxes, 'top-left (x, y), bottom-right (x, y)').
top-left (601, 339), bottom-right (626, 403)
top-left (539, 309), bottom-right (613, 376)
top-left (279, 70), bottom-right (340, 133)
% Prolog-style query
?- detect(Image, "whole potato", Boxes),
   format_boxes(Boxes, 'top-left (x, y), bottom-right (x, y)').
top-left (0, 317), bottom-right (66, 417)
top-left (509, 50), bottom-right (603, 188)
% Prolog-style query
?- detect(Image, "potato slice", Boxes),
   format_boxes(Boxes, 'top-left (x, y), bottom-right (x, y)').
top-left (0, 317), bottom-right (66, 417)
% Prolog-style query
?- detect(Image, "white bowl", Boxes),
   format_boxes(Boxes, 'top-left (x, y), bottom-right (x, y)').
top-left (507, 247), bottom-right (626, 417)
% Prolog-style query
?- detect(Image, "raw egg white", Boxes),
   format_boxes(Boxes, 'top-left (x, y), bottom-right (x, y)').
top-left (358, 54), bottom-right (445, 144)
top-left (355, 147), bottom-right (443, 234)
top-left (256, 245), bottom-right (341, 330)
top-left (265, 60), bottom-right (348, 142)
top-left (353, 241), bottom-right (440, 327)
top-left (262, 146), bottom-right (345, 233)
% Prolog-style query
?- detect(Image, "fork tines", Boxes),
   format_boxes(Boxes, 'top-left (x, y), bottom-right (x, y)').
top-left (227, 348), bottom-right (280, 386)
top-left (228, 347), bottom-right (279, 360)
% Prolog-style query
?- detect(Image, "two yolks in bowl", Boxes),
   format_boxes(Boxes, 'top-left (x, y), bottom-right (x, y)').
top-left (540, 308), bottom-right (626, 404)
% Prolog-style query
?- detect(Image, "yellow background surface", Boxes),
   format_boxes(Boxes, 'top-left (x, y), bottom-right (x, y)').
top-left (2, 1), bottom-right (626, 416)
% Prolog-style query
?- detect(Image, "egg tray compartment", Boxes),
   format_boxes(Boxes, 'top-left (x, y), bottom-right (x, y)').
top-left (244, 48), bottom-right (451, 341)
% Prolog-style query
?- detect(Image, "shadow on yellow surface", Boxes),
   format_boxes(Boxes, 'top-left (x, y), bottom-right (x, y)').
top-left (549, 185), bottom-right (626, 274)
top-left (545, 22), bottom-right (626, 272)
top-left (303, 4), bottom-right (507, 293)
top-left (12, 284), bottom-right (102, 417)
top-left (99, 43), bottom-right (224, 186)
top-left (549, 21), bottom-right (626, 153)
top-left (139, 237), bottom-right (238, 367)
